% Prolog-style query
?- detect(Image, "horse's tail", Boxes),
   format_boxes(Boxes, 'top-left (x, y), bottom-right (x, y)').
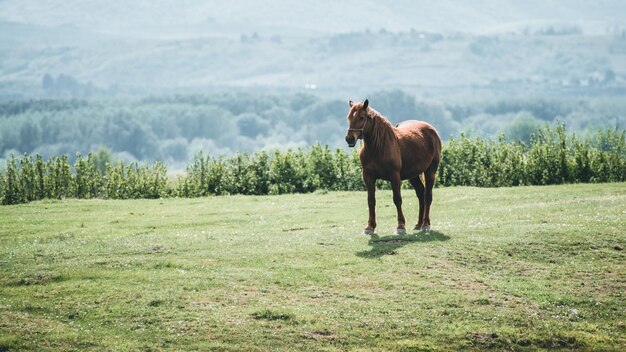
top-left (426, 124), bottom-right (442, 173)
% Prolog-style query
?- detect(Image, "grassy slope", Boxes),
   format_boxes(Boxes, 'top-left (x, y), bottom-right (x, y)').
top-left (0, 184), bottom-right (625, 351)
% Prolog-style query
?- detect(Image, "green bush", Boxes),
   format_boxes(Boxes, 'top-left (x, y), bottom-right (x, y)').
top-left (1, 153), bottom-right (168, 204)
top-left (2, 156), bottom-right (21, 205)
top-left (104, 161), bottom-right (167, 199)
top-left (1, 126), bottom-right (624, 205)
top-left (439, 124), bottom-right (625, 187)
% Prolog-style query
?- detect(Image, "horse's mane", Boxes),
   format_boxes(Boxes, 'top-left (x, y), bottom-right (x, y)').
top-left (364, 108), bottom-right (396, 152)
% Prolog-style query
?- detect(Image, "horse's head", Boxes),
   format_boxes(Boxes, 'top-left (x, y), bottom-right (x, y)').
top-left (345, 99), bottom-right (369, 147)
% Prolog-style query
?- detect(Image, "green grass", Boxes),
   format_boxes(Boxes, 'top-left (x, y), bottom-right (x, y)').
top-left (1, 184), bottom-right (625, 351)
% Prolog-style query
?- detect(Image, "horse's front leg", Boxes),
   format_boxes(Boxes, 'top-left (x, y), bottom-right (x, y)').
top-left (421, 169), bottom-right (436, 231)
top-left (363, 174), bottom-right (377, 235)
top-left (391, 173), bottom-right (406, 235)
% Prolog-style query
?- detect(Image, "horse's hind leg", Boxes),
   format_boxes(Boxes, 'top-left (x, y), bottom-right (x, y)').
top-left (422, 163), bottom-right (439, 230)
top-left (409, 175), bottom-right (425, 231)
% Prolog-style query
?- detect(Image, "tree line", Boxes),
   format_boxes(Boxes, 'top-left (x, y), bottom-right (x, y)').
top-left (2, 92), bottom-right (624, 170)
top-left (1, 125), bottom-right (624, 205)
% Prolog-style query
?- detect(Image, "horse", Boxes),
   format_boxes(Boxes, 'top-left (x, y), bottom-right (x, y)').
top-left (345, 99), bottom-right (442, 235)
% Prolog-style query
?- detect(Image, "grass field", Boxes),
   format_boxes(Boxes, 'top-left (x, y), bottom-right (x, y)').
top-left (1, 184), bottom-right (625, 351)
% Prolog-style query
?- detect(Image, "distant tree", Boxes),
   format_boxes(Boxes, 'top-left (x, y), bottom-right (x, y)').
top-left (290, 93), bottom-right (318, 111)
top-left (19, 122), bottom-right (42, 152)
top-left (42, 74), bottom-right (54, 93)
top-left (237, 113), bottom-right (270, 138)
top-left (300, 100), bottom-right (344, 122)
top-left (92, 147), bottom-right (113, 174)
top-left (505, 112), bottom-right (542, 144)
top-left (369, 90), bottom-right (417, 123)
top-left (56, 74), bottom-right (81, 95)
top-left (160, 138), bottom-right (188, 161)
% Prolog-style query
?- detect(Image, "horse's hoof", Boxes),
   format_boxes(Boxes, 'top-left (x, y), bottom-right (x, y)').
top-left (413, 226), bottom-right (422, 232)
top-left (421, 226), bottom-right (431, 232)
top-left (396, 228), bottom-right (406, 235)
top-left (363, 228), bottom-right (375, 236)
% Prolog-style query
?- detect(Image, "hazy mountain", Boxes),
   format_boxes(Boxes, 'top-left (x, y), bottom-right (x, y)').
top-left (1, 1), bottom-right (625, 97)
top-left (2, 0), bottom-right (625, 35)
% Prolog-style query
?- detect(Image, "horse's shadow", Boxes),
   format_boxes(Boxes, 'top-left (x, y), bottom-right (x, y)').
top-left (356, 230), bottom-right (450, 259)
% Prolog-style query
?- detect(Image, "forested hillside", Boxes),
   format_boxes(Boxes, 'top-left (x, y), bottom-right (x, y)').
top-left (1, 92), bottom-right (624, 168)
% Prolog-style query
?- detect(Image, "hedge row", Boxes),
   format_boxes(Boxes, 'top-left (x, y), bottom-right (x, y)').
top-left (1, 126), bottom-right (624, 205)
top-left (439, 125), bottom-right (625, 187)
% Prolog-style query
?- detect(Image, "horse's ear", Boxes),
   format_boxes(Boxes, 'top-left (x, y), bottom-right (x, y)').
top-left (349, 100), bottom-right (353, 107)
top-left (363, 99), bottom-right (369, 109)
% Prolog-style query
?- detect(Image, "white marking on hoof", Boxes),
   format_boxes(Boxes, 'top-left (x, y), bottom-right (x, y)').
top-left (421, 226), bottom-right (431, 232)
top-left (396, 228), bottom-right (407, 235)
top-left (363, 229), bottom-right (375, 236)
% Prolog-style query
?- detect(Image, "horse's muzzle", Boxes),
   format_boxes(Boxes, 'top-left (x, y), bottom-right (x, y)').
top-left (345, 136), bottom-right (356, 148)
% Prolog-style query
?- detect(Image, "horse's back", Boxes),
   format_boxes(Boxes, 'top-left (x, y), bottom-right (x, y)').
top-left (396, 119), bottom-right (436, 132)
top-left (395, 120), bottom-right (441, 149)
top-left (395, 120), bottom-right (442, 178)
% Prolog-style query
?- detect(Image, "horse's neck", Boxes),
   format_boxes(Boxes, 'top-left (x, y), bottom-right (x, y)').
top-left (363, 115), bottom-right (396, 154)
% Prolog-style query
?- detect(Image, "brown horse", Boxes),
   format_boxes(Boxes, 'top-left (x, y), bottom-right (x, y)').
top-left (345, 99), bottom-right (442, 235)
